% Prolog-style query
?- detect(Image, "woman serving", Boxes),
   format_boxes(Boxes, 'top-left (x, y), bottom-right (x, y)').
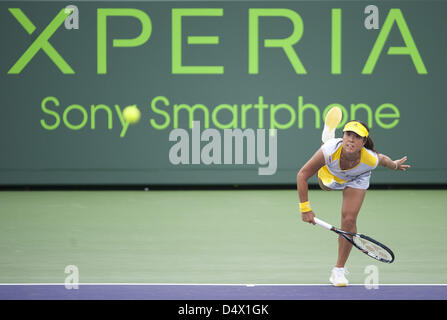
top-left (296, 107), bottom-right (410, 286)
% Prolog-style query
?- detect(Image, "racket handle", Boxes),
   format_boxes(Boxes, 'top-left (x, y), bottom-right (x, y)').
top-left (314, 217), bottom-right (333, 230)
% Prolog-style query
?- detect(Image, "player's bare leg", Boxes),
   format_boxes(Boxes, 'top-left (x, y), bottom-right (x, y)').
top-left (329, 187), bottom-right (366, 286)
top-left (318, 106), bottom-right (343, 191)
top-left (336, 187), bottom-right (366, 268)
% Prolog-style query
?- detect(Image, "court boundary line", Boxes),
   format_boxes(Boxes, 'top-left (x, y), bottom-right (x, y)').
top-left (1, 283), bottom-right (447, 286)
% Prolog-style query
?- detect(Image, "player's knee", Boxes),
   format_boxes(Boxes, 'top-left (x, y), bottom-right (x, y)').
top-left (341, 214), bottom-right (357, 231)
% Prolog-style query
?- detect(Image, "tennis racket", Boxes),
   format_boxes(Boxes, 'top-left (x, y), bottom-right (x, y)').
top-left (314, 217), bottom-right (395, 263)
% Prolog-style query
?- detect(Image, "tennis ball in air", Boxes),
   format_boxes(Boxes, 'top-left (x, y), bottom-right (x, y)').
top-left (123, 105), bottom-right (141, 124)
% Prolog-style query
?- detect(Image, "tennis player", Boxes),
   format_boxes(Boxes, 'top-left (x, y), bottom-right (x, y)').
top-left (296, 107), bottom-right (410, 286)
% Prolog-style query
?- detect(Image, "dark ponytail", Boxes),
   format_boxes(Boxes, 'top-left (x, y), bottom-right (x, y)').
top-left (365, 136), bottom-right (377, 153)
top-left (358, 121), bottom-right (377, 153)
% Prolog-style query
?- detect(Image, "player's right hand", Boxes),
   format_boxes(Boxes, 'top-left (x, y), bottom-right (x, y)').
top-left (301, 211), bottom-right (316, 225)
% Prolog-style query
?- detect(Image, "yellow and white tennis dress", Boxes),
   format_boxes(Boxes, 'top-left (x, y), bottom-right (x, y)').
top-left (318, 138), bottom-right (379, 190)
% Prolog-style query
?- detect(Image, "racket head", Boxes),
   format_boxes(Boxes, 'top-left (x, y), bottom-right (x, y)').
top-left (352, 234), bottom-right (395, 263)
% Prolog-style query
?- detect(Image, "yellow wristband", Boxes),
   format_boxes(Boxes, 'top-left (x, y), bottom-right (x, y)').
top-left (299, 201), bottom-right (312, 213)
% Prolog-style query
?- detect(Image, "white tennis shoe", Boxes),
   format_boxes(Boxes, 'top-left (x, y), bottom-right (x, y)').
top-left (322, 106), bottom-right (343, 143)
top-left (329, 267), bottom-right (349, 287)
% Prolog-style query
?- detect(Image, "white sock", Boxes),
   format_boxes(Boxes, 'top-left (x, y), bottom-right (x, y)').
top-left (322, 125), bottom-right (335, 143)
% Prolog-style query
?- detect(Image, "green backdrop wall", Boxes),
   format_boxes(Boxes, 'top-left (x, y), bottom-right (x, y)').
top-left (0, 1), bottom-right (445, 185)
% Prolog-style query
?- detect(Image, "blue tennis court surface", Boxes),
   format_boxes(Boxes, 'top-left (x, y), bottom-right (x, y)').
top-left (1, 284), bottom-right (446, 300)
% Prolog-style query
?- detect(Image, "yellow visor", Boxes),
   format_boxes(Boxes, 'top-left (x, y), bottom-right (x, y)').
top-left (343, 121), bottom-right (369, 138)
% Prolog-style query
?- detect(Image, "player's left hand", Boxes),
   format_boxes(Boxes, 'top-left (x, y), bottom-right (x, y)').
top-left (393, 156), bottom-right (411, 171)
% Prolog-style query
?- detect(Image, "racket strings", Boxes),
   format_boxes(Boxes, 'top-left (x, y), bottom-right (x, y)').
top-left (353, 237), bottom-right (393, 261)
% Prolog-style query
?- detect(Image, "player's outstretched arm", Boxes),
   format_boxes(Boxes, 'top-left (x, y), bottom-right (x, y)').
top-left (378, 154), bottom-right (411, 171)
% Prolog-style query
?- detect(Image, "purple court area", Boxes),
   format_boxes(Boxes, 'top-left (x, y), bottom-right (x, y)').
top-left (0, 284), bottom-right (446, 300)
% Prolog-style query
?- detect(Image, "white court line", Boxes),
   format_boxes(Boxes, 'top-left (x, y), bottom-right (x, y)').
top-left (0, 283), bottom-right (446, 286)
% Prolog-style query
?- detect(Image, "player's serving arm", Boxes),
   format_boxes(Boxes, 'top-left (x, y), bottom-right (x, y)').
top-left (296, 107), bottom-right (410, 286)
